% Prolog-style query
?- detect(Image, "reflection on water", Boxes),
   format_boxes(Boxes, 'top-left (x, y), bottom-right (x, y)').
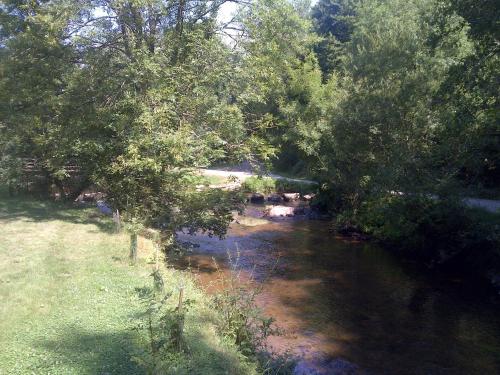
top-left (175, 207), bottom-right (500, 374)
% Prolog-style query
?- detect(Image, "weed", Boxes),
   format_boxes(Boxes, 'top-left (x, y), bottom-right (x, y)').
top-left (209, 249), bottom-right (293, 373)
top-left (132, 271), bottom-right (192, 374)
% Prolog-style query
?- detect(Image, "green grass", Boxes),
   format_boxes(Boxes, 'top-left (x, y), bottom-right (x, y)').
top-left (0, 192), bottom-right (256, 375)
top-left (241, 176), bottom-right (317, 195)
top-left (200, 174), bottom-right (234, 186)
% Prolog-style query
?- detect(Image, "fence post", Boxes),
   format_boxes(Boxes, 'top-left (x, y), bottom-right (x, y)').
top-left (130, 233), bottom-right (138, 263)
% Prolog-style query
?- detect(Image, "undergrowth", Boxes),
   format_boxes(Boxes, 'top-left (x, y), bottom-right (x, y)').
top-left (241, 176), bottom-right (316, 195)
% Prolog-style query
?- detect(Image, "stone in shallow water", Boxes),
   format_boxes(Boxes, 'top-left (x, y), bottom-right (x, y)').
top-left (303, 193), bottom-right (316, 201)
top-left (293, 358), bottom-right (361, 375)
top-left (267, 193), bottom-right (283, 203)
top-left (283, 192), bottom-right (300, 201)
top-left (236, 216), bottom-right (269, 227)
top-left (250, 193), bottom-right (265, 203)
top-left (266, 205), bottom-right (295, 217)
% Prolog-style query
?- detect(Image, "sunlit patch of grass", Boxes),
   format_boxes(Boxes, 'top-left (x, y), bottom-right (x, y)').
top-left (0, 192), bottom-right (257, 375)
top-left (201, 174), bottom-right (234, 186)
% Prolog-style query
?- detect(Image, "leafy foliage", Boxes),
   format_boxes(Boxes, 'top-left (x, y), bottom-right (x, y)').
top-left (241, 176), bottom-right (317, 195)
top-left (0, 0), bottom-right (251, 243)
top-left (211, 252), bottom-right (280, 360)
top-left (311, 0), bottom-right (357, 75)
top-left (356, 195), bottom-right (500, 271)
top-left (132, 273), bottom-right (191, 374)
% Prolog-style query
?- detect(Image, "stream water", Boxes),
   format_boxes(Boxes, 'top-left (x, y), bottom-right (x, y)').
top-left (175, 205), bottom-right (500, 374)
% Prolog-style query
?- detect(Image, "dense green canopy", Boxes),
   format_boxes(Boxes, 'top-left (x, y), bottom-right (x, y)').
top-left (1, 0), bottom-right (498, 234)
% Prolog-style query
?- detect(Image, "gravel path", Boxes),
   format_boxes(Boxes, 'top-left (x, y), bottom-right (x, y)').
top-left (200, 168), bottom-right (318, 185)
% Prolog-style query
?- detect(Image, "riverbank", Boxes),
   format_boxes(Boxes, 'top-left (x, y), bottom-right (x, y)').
top-left (331, 194), bottom-right (500, 293)
top-left (202, 168), bottom-right (500, 213)
top-left (0, 193), bottom-right (258, 375)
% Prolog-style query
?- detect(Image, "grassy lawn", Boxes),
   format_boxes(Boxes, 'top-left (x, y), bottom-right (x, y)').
top-left (0, 193), bottom-right (256, 375)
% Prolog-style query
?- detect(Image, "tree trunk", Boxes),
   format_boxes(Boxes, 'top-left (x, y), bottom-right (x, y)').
top-left (113, 210), bottom-right (121, 232)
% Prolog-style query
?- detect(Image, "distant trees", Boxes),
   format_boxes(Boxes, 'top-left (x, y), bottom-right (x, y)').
top-left (311, 0), bottom-right (356, 76)
top-left (323, 0), bottom-right (474, 206)
top-left (439, 0), bottom-right (500, 191)
top-left (276, 0), bottom-right (499, 211)
top-left (302, 0), bottom-right (500, 269)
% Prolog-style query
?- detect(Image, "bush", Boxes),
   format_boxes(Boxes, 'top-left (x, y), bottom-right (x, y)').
top-left (356, 195), bottom-right (500, 271)
top-left (274, 179), bottom-right (316, 195)
top-left (132, 269), bottom-right (259, 375)
top-left (241, 176), bottom-right (317, 195)
top-left (211, 252), bottom-right (278, 357)
top-left (209, 251), bottom-right (296, 374)
top-left (241, 176), bottom-right (277, 194)
top-left (132, 271), bottom-right (192, 373)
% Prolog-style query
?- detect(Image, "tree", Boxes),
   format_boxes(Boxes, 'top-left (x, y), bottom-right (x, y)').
top-left (234, 0), bottom-right (322, 172)
top-left (306, 0), bottom-right (475, 210)
top-left (436, 0), bottom-right (500, 192)
top-left (311, 0), bottom-right (357, 76)
top-left (0, 0), bottom-right (79, 194)
top-left (0, 0), bottom-right (246, 246)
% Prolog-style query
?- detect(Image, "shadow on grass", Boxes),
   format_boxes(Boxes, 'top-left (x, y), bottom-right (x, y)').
top-left (35, 323), bottom-right (254, 375)
top-left (0, 192), bottom-right (116, 234)
top-left (34, 328), bottom-right (145, 375)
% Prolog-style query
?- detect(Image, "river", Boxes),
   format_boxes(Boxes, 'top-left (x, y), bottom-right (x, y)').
top-left (175, 204), bottom-right (500, 374)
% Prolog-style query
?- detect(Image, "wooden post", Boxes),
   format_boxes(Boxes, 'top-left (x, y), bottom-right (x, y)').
top-left (113, 210), bottom-right (121, 232)
top-left (130, 233), bottom-right (138, 263)
top-left (177, 287), bottom-right (184, 312)
top-left (154, 241), bottom-right (159, 271)
top-left (175, 287), bottom-right (185, 351)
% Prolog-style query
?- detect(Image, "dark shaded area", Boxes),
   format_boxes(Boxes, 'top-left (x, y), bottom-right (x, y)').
top-left (0, 191), bottom-right (115, 233)
top-left (176, 210), bottom-right (500, 375)
top-left (34, 329), bottom-right (144, 375)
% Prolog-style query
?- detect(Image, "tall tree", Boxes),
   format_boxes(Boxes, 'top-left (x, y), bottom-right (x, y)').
top-left (311, 0), bottom-right (357, 76)
top-left (306, 0), bottom-right (475, 210)
top-left (436, 0), bottom-right (500, 191)
top-left (0, 0), bottom-right (246, 244)
top-left (234, 0), bottom-right (322, 171)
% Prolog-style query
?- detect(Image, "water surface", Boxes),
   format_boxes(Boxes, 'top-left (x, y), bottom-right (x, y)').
top-left (176, 206), bottom-right (500, 374)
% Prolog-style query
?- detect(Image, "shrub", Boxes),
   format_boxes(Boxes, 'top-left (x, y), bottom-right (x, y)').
top-left (241, 176), bottom-right (317, 195)
top-left (357, 195), bottom-right (500, 271)
top-left (241, 176), bottom-right (277, 194)
top-left (209, 251), bottom-right (295, 374)
top-left (274, 179), bottom-right (316, 195)
top-left (211, 252), bottom-right (279, 357)
top-left (132, 271), bottom-right (191, 374)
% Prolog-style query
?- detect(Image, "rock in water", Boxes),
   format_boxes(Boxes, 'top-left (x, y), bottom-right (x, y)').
top-left (283, 193), bottom-right (300, 201)
top-left (250, 193), bottom-right (265, 203)
top-left (267, 193), bottom-right (283, 203)
top-left (266, 205), bottom-right (295, 217)
top-left (303, 193), bottom-right (316, 201)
